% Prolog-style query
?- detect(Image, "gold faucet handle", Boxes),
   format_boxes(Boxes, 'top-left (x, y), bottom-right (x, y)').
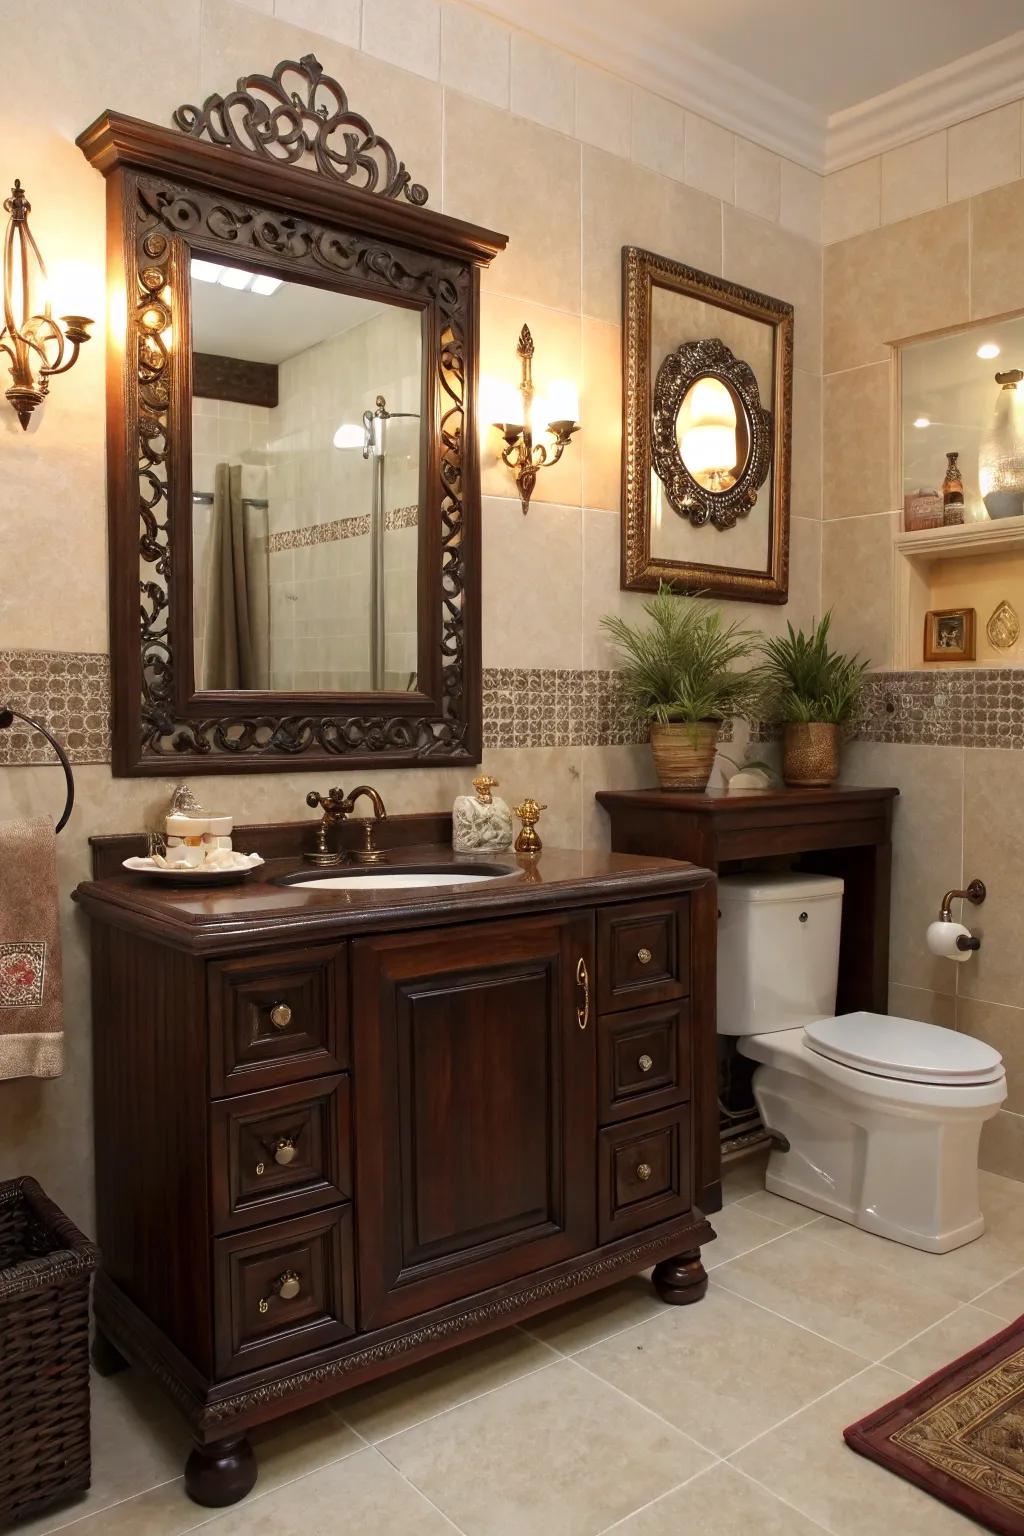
top-left (473, 775), bottom-right (498, 804)
top-left (513, 798), bottom-right (547, 855)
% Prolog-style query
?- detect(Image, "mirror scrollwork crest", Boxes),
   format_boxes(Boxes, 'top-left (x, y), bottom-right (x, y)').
top-left (77, 55), bottom-right (507, 775)
top-left (622, 246), bottom-right (793, 604)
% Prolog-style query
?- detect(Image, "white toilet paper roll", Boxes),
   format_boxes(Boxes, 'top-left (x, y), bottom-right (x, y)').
top-left (926, 920), bottom-right (974, 962)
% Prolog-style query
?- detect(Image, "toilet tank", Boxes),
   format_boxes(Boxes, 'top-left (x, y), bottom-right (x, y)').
top-left (717, 873), bottom-right (844, 1037)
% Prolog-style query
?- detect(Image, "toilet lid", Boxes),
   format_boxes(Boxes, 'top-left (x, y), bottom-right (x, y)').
top-left (804, 1012), bottom-right (1004, 1085)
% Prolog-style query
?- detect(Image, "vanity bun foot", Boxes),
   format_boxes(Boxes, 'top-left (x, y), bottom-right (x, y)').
top-left (90, 1327), bottom-right (128, 1376)
top-left (185, 1435), bottom-right (258, 1507)
top-left (652, 1249), bottom-right (709, 1305)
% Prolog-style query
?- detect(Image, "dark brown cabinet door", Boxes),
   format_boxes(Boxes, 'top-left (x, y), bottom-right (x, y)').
top-left (353, 912), bottom-right (596, 1329)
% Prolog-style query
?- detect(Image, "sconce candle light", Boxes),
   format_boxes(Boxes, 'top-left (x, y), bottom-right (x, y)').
top-left (1, 179), bottom-right (92, 429)
top-left (494, 324), bottom-right (580, 513)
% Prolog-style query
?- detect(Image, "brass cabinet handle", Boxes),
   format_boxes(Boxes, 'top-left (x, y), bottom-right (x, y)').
top-left (259, 1269), bottom-right (301, 1313)
top-left (638, 1053), bottom-right (654, 1073)
top-left (636, 1162), bottom-right (652, 1182)
top-left (576, 958), bottom-right (590, 1031)
top-left (637, 946), bottom-right (653, 964)
top-left (273, 1136), bottom-right (297, 1167)
top-left (269, 1002), bottom-right (292, 1030)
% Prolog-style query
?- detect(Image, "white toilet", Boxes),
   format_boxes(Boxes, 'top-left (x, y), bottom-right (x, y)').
top-left (717, 872), bottom-right (1007, 1252)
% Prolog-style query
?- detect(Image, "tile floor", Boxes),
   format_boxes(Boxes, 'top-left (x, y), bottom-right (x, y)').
top-left (26, 1151), bottom-right (1024, 1536)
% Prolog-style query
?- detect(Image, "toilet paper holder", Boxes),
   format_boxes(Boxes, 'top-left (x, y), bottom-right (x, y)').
top-left (939, 879), bottom-right (985, 951)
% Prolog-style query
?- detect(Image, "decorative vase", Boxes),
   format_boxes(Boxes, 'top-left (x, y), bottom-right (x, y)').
top-left (649, 720), bottom-right (719, 791)
top-left (980, 370), bottom-right (1024, 519)
top-left (783, 722), bottom-right (840, 787)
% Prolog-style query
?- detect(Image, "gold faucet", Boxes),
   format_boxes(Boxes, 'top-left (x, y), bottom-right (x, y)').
top-left (304, 785), bottom-right (388, 866)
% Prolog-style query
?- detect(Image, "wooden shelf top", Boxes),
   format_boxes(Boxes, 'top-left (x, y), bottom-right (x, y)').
top-left (595, 786), bottom-right (900, 815)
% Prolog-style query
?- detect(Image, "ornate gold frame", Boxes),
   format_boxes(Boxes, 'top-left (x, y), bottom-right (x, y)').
top-left (621, 246), bottom-right (793, 604)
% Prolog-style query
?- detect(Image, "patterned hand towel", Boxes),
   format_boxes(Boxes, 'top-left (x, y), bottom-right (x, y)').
top-left (0, 817), bottom-right (63, 1079)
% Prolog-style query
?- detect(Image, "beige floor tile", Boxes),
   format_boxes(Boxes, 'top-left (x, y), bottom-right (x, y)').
top-left (380, 1358), bottom-right (713, 1536)
top-left (883, 1303), bottom-right (1008, 1380)
top-left (973, 1269), bottom-right (1024, 1322)
top-left (521, 1273), bottom-right (665, 1355)
top-left (720, 1148), bottom-right (770, 1204)
top-left (336, 1327), bottom-right (555, 1442)
top-left (732, 1190), bottom-right (822, 1231)
top-left (702, 1202), bottom-right (791, 1269)
top-left (807, 1205), bottom-right (1024, 1304)
top-left (732, 1365), bottom-right (980, 1534)
top-left (713, 1228), bottom-right (960, 1359)
top-left (202, 1447), bottom-right (456, 1535)
top-left (577, 1286), bottom-right (865, 1457)
top-left (611, 1461), bottom-right (829, 1535)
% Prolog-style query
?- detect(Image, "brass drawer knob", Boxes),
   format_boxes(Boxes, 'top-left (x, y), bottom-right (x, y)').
top-left (636, 947), bottom-right (652, 964)
top-left (269, 1002), bottom-right (292, 1030)
top-left (274, 1137), bottom-right (297, 1167)
top-left (260, 1269), bottom-right (302, 1313)
top-left (638, 1053), bottom-right (654, 1073)
top-left (636, 1162), bottom-right (653, 1182)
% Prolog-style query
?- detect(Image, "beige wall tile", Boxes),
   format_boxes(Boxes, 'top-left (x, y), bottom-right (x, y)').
top-left (574, 66), bottom-right (630, 159)
top-left (824, 204), bottom-right (969, 371)
top-left (780, 160), bottom-right (822, 243)
top-left (482, 745), bottom-right (583, 850)
top-left (821, 513), bottom-right (898, 668)
top-left (581, 507), bottom-right (647, 670)
top-left (981, 1110), bottom-right (1024, 1181)
top-left (440, 3), bottom-right (508, 107)
top-left (722, 209), bottom-right (821, 374)
top-left (948, 103), bottom-right (1022, 202)
top-left (510, 33), bottom-right (574, 135)
top-left (792, 368), bottom-right (822, 520)
top-left (970, 178), bottom-right (1024, 320)
top-left (684, 114), bottom-right (735, 203)
top-left (880, 132), bottom-right (947, 225)
top-left (274, 0), bottom-right (359, 44)
top-left (581, 318), bottom-right (622, 514)
top-left (481, 496), bottom-right (582, 669)
top-left (889, 984), bottom-right (957, 1028)
top-left (581, 745), bottom-right (654, 849)
top-left (824, 158), bottom-right (881, 245)
top-left (630, 88), bottom-right (685, 181)
top-left (961, 747), bottom-right (1024, 1009)
top-left (445, 93), bottom-right (581, 312)
top-left (735, 139), bottom-right (781, 224)
top-left (958, 997), bottom-right (1024, 1113)
top-left (361, 0), bottom-right (440, 79)
top-left (582, 147), bottom-right (722, 323)
top-left (823, 362), bottom-right (892, 519)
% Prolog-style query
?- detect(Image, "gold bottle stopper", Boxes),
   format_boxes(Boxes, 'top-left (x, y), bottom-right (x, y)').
top-left (473, 775), bottom-right (498, 804)
top-left (513, 797), bottom-right (546, 854)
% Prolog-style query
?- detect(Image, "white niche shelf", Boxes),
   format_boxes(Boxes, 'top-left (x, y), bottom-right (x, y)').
top-left (893, 515), bottom-right (1024, 670)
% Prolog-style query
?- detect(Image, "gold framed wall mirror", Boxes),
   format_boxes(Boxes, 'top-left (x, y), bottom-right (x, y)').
top-left (78, 54), bottom-right (506, 775)
top-left (621, 246), bottom-right (793, 603)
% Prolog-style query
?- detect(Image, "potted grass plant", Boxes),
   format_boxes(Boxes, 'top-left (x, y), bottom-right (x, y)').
top-left (601, 584), bottom-right (764, 791)
top-left (760, 612), bottom-right (869, 787)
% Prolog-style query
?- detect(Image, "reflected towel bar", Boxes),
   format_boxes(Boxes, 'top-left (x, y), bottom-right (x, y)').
top-left (0, 708), bottom-right (75, 833)
top-left (192, 492), bottom-right (269, 509)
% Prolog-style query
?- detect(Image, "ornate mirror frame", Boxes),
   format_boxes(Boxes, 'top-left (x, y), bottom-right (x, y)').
top-left (78, 56), bottom-right (507, 776)
top-left (622, 246), bottom-right (793, 604)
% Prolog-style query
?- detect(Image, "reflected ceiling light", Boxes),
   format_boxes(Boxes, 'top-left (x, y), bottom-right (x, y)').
top-left (333, 422), bottom-right (366, 450)
top-left (217, 267), bottom-right (251, 290)
top-left (250, 274), bottom-right (282, 296)
top-left (190, 259), bottom-right (223, 284)
top-left (913, 416), bottom-right (931, 429)
top-left (977, 343), bottom-right (1001, 360)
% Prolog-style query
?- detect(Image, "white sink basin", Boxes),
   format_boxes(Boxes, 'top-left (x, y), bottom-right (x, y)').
top-left (289, 869), bottom-right (518, 891)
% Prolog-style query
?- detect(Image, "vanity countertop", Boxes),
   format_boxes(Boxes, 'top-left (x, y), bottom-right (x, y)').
top-left (73, 843), bottom-right (713, 955)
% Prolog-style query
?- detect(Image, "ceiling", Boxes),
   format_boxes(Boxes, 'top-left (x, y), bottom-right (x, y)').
top-left (190, 269), bottom-right (387, 365)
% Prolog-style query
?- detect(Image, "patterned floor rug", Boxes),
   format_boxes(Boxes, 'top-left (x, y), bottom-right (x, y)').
top-left (845, 1315), bottom-right (1024, 1534)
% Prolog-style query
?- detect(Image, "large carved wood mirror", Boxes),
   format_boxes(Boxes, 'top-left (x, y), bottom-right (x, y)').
top-left (622, 246), bottom-right (793, 604)
top-left (79, 56), bottom-right (506, 774)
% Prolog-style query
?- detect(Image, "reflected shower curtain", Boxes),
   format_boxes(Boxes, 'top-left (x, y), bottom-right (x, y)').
top-left (201, 462), bottom-right (270, 690)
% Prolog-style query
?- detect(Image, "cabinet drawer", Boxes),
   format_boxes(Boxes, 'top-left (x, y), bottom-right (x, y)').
top-left (213, 1206), bottom-right (355, 1376)
top-left (209, 943), bottom-right (348, 1096)
top-left (597, 899), bottom-right (689, 1013)
top-left (211, 1075), bottom-right (350, 1233)
top-left (598, 1001), bottom-right (690, 1125)
top-left (598, 1106), bottom-right (692, 1243)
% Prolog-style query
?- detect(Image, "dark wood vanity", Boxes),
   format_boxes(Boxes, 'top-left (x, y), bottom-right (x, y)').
top-left (75, 825), bottom-right (719, 1506)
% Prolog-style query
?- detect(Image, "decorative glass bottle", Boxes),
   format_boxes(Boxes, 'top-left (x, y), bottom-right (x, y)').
top-left (941, 451), bottom-right (964, 525)
top-left (979, 369), bottom-right (1024, 520)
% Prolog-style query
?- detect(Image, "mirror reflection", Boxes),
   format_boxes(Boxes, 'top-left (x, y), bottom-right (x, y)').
top-left (676, 375), bottom-right (749, 493)
top-left (189, 258), bottom-right (423, 694)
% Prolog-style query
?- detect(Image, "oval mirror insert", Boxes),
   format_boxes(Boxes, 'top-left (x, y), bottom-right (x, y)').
top-left (675, 375), bottom-right (750, 493)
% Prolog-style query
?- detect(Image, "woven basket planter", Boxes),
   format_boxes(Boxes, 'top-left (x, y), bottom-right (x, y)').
top-left (649, 720), bottom-right (719, 790)
top-left (0, 1178), bottom-right (99, 1527)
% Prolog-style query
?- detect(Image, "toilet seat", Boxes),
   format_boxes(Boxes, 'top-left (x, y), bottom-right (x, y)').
top-left (803, 1011), bottom-right (1003, 1086)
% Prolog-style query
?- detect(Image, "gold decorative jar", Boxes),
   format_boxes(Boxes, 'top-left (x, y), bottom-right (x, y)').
top-left (650, 721), bottom-right (719, 791)
top-left (783, 722), bottom-right (840, 788)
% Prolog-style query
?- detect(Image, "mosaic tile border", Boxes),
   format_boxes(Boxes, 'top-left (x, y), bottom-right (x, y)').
top-left (268, 505), bottom-right (419, 553)
top-left (0, 650), bottom-right (111, 765)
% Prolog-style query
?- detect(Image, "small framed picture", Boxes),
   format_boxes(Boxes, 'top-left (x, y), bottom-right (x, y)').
top-left (924, 607), bottom-right (976, 662)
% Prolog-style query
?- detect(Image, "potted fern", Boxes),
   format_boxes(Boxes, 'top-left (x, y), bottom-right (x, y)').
top-left (601, 585), bottom-right (764, 790)
top-left (760, 613), bottom-right (869, 787)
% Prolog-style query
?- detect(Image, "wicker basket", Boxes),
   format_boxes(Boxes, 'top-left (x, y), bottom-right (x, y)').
top-left (649, 720), bottom-right (719, 790)
top-left (0, 1178), bottom-right (99, 1527)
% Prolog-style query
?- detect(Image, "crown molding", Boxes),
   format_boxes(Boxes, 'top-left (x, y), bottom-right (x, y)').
top-left (825, 28), bottom-right (1024, 171)
top-left (460, 0), bottom-right (826, 171)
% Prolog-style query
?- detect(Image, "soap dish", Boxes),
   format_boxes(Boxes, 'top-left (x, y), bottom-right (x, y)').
top-left (123, 853), bottom-right (265, 886)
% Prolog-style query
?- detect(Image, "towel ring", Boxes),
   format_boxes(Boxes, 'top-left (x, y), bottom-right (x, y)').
top-left (0, 708), bottom-right (75, 834)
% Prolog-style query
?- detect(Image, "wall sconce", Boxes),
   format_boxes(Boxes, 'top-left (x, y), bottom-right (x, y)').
top-left (492, 324), bottom-right (580, 514)
top-left (1, 180), bottom-right (93, 430)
